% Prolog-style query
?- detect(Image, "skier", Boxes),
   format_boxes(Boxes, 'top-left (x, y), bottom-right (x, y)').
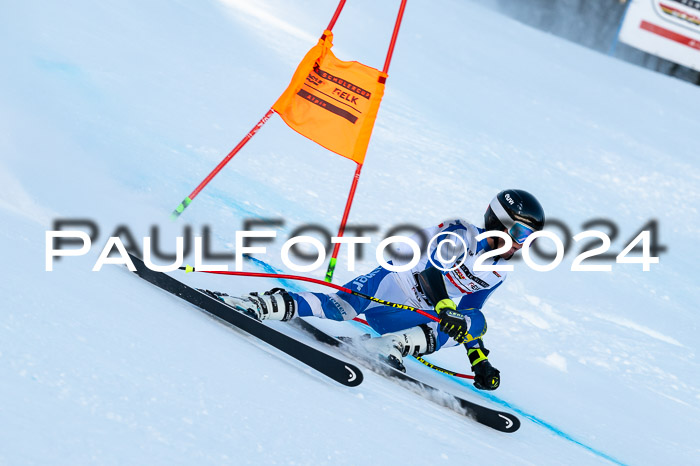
top-left (216, 189), bottom-right (545, 391)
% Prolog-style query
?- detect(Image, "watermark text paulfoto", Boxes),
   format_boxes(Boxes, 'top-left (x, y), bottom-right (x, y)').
top-left (45, 218), bottom-right (665, 273)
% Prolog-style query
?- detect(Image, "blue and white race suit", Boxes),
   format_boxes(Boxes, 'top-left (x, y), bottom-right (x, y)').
top-left (290, 219), bottom-right (508, 351)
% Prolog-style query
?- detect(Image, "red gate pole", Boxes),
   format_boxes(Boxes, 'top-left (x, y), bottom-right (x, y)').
top-left (324, 0), bottom-right (408, 283)
top-left (324, 163), bottom-right (363, 282)
top-left (326, 0), bottom-right (347, 31)
top-left (171, 0), bottom-right (349, 220)
top-left (170, 109), bottom-right (274, 220)
top-left (383, 0), bottom-right (407, 74)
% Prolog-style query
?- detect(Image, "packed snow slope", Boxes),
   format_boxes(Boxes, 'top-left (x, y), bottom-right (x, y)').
top-left (2, 0), bottom-right (700, 464)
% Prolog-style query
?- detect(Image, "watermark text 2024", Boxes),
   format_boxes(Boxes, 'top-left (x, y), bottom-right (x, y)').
top-left (46, 222), bottom-right (661, 273)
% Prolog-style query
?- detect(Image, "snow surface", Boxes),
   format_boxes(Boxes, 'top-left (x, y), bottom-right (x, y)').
top-left (2, 0), bottom-right (700, 464)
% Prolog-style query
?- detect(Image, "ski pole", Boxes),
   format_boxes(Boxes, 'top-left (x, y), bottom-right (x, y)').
top-left (413, 356), bottom-right (474, 379)
top-left (179, 266), bottom-right (440, 323)
top-left (182, 266), bottom-right (475, 380)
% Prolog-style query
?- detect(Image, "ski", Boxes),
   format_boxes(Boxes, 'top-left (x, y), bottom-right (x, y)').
top-left (127, 254), bottom-right (363, 387)
top-left (290, 319), bottom-right (521, 433)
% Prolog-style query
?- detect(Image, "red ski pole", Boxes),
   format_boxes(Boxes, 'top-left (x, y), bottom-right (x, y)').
top-left (181, 266), bottom-right (439, 322)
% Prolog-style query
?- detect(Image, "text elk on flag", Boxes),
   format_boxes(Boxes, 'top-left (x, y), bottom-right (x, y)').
top-left (273, 31), bottom-right (387, 164)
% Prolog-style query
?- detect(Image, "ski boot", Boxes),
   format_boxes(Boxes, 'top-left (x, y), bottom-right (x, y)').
top-left (202, 288), bottom-right (296, 322)
top-left (361, 324), bottom-right (436, 372)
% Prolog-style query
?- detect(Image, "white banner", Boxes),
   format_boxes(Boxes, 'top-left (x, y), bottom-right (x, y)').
top-left (619, 0), bottom-right (700, 71)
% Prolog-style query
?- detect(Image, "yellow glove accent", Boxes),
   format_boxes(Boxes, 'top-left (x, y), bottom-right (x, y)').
top-left (435, 298), bottom-right (456, 314)
top-left (468, 348), bottom-right (488, 366)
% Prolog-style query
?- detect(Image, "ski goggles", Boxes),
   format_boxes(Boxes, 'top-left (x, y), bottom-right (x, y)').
top-left (489, 197), bottom-right (536, 244)
top-left (506, 222), bottom-right (536, 244)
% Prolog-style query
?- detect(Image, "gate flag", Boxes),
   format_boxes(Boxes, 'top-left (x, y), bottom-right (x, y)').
top-left (272, 31), bottom-right (387, 164)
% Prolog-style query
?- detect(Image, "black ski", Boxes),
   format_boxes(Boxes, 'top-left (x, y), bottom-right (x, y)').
top-left (290, 319), bottom-right (521, 433)
top-left (127, 254), bottom-right (363, 387)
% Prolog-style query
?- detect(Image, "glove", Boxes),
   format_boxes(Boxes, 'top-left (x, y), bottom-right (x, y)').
top-left (472, 359), bottom-right (500, 391)
top-left (435, 299), bottom-right (468, 343)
